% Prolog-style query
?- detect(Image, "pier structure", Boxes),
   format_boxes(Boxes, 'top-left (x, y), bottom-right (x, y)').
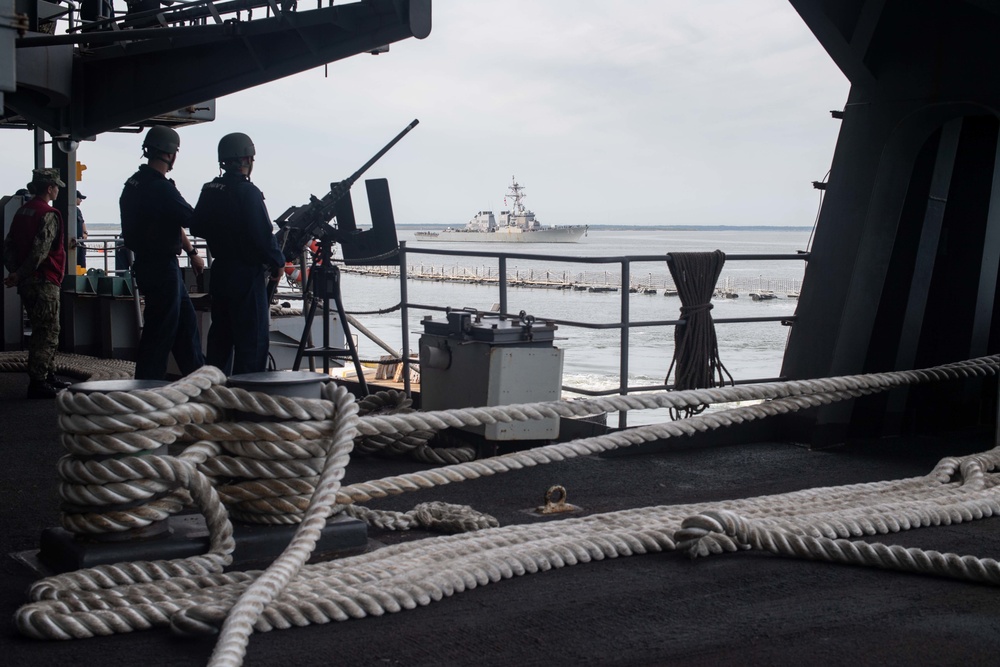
top-left (338, 263), bottom-right (803, 298)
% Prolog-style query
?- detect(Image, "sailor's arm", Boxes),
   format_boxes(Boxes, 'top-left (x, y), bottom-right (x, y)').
top-left (245, 186), bottom-right (284, 270)
top-left (160, 177), bottom-right (195, 234)
top-left (181, 229), bottom-right (204, 276)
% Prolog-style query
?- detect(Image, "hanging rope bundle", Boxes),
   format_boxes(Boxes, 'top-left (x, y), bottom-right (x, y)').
top-left (664, 250), bottom-right (733, 418)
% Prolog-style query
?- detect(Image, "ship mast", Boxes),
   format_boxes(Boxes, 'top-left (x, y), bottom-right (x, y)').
top-left (507, 176), bottom-right (528, 215)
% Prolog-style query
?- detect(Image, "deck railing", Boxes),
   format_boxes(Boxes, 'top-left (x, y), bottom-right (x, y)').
top-left (75, 234), bottom-right (206, 276)
top-left (395, 241), bottom-right (809, 428)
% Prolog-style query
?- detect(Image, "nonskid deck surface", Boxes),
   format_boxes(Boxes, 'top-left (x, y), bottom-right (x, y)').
top-left (2, 370), bottom-right (999, 666)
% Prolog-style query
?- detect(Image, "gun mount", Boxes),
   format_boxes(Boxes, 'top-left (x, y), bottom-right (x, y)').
top-left (272, 119), bottom-right (419, 393)
top-left (274, 118), bottom-right (417, 267)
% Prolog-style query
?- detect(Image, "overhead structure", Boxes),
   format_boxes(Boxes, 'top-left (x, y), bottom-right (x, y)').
top-left (780, 0), bottom-right (1000, 442)
top-left (0, 0), bottom-right (18, 111)
top-left (3, 0), bottom-right (431, 138)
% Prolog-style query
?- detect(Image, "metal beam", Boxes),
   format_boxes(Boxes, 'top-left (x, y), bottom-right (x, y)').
top-left (966, 0), bottom-right (1000, 18)
top-left (787, 0), bottom-right (882, 89)
top-left (5, 0), bottom-right (431, 138)
top-left (891, 118), bottom-right (963, 372)
top-left (971, 130), bottom-right (1000, 357)
top-left (0, 0), bottom-right (18, 110)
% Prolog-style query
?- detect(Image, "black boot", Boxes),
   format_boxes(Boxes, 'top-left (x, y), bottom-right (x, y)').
top-left (27, 379), bottom-right (59, 399)
top-left (46, 374), bottom-right (72, 390)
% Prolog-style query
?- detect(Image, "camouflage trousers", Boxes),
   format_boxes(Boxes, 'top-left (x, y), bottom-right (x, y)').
top-left (21, 281), bottom-right (61, 382)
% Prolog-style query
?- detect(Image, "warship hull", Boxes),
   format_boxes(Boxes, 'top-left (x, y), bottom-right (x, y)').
top-left (434, 225), bottom-right (587, 243)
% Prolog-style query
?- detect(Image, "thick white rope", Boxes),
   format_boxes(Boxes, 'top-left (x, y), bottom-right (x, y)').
top-left (17, 447), bottom-right (1000, 648)
top-left (41, 351), bottom-right (1000, 542)
top-left (355, 355), bottom-right (998, 438)
top-left (0, 351), bottom-right (136, 380)
top-left (198, 384), bottom-right (359, 667)
top-left (13, 354), bottom-right (1000, 667)
top-left (354, 390), bottom-right (472, 464)
top-left (41, 353), bottom-right (1000, 538)
top-left (166, 356), bottom-right (997, 528)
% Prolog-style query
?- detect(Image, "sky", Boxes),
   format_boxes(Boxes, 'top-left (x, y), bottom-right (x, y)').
top-left (2, 0), bottom-right (850, 228)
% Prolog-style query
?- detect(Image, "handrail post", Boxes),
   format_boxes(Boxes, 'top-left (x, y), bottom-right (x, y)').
top-left (498, 256), bottom-right (508, 314)
top-left (388, 245), bottom-right (808, 407)
top-left (399, 241), bottom-right (411, 397)
top-left (619, 259), bottom-right (630, 429)
top-left (995, 372), bottom-right (1000, 449)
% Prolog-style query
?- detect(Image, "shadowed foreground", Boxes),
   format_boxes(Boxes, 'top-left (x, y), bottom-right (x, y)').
top-left (2, 370), bottom-right (999, 667)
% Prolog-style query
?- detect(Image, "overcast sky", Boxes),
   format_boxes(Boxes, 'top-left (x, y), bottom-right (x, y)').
top-left (2, 0), bottom-right (850, 228)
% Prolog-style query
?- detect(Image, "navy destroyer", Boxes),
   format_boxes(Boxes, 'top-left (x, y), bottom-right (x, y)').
top-left (436, 176), bottom-right (587, 243)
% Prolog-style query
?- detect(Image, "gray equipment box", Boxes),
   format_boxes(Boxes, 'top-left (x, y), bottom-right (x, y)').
top-left (419, 310), bottom-right (564, 441)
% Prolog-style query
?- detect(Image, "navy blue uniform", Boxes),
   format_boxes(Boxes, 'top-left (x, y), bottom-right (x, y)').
top-left (190, 171), bottom-right (284, 375)
top-left (75, 208), bottom-right (86, 269)
top-left (120, 164), bottom-right (205, 380)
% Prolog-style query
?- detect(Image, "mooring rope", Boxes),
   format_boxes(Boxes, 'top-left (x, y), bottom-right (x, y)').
top-left (354, 390), bottom-right (472, 464)
top-left (38, 355), bottom-right (1000, 534)
top-left (12, 354), bottom-right (1000, 667)
top-left (0, 351), bottom-right (135, 380)
top-left (46, 354), bottom-right (1000, 533)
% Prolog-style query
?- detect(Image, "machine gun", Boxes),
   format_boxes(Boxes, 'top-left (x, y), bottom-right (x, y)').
top-left (270, 119), bottom-right (418, 393)
top-left (274, 118), bottom-right (419, 265)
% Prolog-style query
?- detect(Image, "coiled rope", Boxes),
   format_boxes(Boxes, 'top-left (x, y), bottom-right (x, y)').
top-left (13, 354), bottom-right (1000, 667)
top-left (0, 351), bottom-right (135, 380)
top-left (354, 390), bottom-right (473, 464)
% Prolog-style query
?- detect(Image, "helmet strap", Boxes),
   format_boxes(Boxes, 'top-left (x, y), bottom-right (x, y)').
top-left (221, 157), bottom-right (253, 178)
top-left (144, 148), bottom-right (175, 172)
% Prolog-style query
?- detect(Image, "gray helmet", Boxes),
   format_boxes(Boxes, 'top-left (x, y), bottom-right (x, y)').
top-left (218, 132), bottom-right (256, 163)
top-left (142, 125), bottom-right (180, 154)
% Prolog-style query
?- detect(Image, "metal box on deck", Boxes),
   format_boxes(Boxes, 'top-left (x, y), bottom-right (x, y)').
top-left (419, 310), bottom-right (563, 441)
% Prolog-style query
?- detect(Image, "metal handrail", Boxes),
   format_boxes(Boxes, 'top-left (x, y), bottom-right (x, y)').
top-left (18, 0), bottom-right (291, 47)
top-left (396, 241), bottom-right (809, 428)
top-left (77, 234), bottom-right (206, 276)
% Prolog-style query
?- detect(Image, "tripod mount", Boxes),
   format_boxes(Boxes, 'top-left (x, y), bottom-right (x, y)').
top-left (292, 238), bottom-right (368, 394)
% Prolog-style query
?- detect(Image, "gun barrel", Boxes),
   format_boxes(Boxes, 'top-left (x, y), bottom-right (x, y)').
top-left (270, 119), bottom-right (419, 302)
top-left (344, 118), bottom-right (419, 187)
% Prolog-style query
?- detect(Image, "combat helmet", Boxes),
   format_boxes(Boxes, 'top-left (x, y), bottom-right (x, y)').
top-left (142, 126), bottom-right (181, 155)
top-left (218, 133), bottom-right (256, 163)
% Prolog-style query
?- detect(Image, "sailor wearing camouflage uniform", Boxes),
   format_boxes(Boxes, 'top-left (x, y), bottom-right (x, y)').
top-left (190, 132), bottom-right (284, 375)
top-left (3, 169), bottom-right (68, 398)
top-left (120, 126), bottom-right (206, 380)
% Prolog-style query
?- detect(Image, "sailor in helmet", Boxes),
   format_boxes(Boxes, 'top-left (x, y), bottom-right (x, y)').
top-left (120, 125), bottom-right (206, 380)
top-left (190, 132), bottom-right (284, 375)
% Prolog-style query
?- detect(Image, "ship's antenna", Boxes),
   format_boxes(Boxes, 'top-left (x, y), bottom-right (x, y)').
top-left (508, 174), bottom-right (526, 214)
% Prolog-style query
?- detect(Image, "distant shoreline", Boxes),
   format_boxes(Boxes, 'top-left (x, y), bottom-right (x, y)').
top-left (85, 222), bottom-right (813, 233)
top-left (397, 224), bottom-right (812, 232)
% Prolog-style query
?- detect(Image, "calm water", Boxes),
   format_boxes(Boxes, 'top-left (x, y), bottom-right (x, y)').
top-left (87, 224), bottom-right (811, 424)
top-left (337, 228), bottom-right (811, 416)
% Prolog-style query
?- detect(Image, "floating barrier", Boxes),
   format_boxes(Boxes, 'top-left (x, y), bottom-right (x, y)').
top-left (339, 264), bottom-right (802, 298)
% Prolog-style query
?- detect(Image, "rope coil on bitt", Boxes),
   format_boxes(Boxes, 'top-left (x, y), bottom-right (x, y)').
top-left (56, 369), bottom-right (228, 536)
top-left (12, 354), bottom-right (1000, 667)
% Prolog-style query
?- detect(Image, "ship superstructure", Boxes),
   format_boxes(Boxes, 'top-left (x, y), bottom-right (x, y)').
top-left (435, 176), bottom-right (587, 243)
